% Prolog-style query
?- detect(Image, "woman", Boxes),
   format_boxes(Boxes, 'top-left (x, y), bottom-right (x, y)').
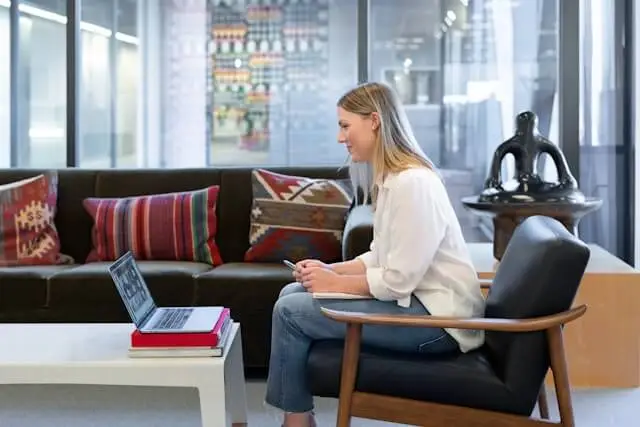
top-left (265, 82), bottom-right (486, 427)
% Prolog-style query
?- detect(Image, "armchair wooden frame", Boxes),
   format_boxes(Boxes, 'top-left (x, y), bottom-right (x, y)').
top-left (321, 301), bottom-right (587, 427)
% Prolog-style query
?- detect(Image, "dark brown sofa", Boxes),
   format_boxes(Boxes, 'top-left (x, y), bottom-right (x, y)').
top-left (0, 167), bottom-right (374, 371)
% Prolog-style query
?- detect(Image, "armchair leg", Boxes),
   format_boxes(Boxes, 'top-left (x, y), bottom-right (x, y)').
top-left (537, 385), bottom-right (549, 419)
top-left (547, 325), bottom-right (575, 427)
top-left (336, 323), bottom-right (363, 427)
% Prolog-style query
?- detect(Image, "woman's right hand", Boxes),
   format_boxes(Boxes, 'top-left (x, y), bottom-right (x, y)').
top-left (294, 259), bottom-right (328, 283)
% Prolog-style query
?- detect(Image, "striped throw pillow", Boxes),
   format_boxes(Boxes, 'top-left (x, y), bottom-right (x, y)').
top-left (83, 186), bottom-right (222, 265)
top-left (245, 169), bottom-right (353, 263)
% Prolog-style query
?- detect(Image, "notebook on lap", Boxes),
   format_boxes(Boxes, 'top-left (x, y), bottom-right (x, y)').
top-left (108, 252), bottom-right (221, 334)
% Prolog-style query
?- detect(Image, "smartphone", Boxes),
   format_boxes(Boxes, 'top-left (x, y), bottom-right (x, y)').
top-left (283, 260), bottom-right (296, 270)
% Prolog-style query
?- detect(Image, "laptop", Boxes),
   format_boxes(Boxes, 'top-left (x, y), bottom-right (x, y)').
top-left (108, 252), bottom-right (222, 333)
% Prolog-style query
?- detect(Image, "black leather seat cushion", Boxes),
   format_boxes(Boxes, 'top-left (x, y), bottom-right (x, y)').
top-left (0, 265), bottom-right (76, 309)
top-left (308, 340), bottom-right (531, 416)
top-left (195, 262), bottom-right (294, 368)
top-left (48, 261), bottom-right (212, 314)
top-left (195, 262), bottom-right (294, 301)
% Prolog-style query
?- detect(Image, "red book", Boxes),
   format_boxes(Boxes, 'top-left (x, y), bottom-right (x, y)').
top-left (131, 308), bottom-right (231, 348)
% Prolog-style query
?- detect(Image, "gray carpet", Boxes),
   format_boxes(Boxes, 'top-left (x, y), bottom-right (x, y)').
top-left (0, 380), bottom-right (638, 426)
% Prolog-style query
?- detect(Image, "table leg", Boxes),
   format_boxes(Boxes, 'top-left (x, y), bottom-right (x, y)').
top-left (225, 327), bottom-right (248, 427)
top-left (199, 378), bottom-right (228, 427)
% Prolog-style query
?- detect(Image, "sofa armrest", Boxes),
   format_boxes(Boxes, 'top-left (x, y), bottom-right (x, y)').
top-left (342, 205), bottom-right (374, 261)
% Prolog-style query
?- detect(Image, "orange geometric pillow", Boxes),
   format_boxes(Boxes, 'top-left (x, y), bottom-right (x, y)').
top-left (0, 173), bottom-right (70, 266)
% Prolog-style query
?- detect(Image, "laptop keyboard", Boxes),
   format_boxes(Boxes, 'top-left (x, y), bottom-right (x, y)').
top-left (152, 308), bottom-right (193, 330)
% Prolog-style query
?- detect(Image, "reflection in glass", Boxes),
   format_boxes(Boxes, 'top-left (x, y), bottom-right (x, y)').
top-left (384, 69), bottom-right (439, 106)
top-left (0, 0), bottom-right (139, 168)
top-left (207, 0), bottom-right (358, 166)
top-left (578, 0), bottom-right (626, 257)
top-left (16, 1), bottom-right (68, 167)
top-left (369, 0), bottom-right (559, 242)
top-left (79, 0), bottom-right (138, 168)
top-left (0, 6), bottom-right (9, 167)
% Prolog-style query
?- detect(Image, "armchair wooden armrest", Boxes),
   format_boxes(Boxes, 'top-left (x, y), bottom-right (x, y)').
top-left (320, 304), bottom-right (587, 333)
top-left (479, 278), bottom-right (493, 290)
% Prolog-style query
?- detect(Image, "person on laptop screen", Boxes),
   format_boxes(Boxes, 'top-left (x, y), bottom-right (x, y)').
top-left (120, 267), bottom-right (149, 313)
top-left (264, 82), bottom-right (486, 427)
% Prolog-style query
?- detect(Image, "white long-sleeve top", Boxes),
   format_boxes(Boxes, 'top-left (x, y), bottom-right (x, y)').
top-left (357, 167), bottom-right (486, 353)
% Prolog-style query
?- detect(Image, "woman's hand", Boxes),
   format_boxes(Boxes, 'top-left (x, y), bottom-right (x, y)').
top-left (294, 259), bottom-right (328, 282)
top-left (300, 264), bottom-right (341, 293)
top-left (297, 259), bottom-right (328, 269)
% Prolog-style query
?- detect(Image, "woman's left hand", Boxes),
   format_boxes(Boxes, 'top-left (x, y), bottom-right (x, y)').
top-left (300, 265), bottom-right (341, 293)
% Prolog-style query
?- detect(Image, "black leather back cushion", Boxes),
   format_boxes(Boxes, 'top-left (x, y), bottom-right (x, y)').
top-left (484, 215), bottom-right (589, 407)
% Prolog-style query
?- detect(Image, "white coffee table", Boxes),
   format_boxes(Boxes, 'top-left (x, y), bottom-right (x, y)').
top-left (0, 322), bottom-right (248, 427)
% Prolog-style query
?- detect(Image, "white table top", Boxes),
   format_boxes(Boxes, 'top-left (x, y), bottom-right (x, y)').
top-left (0, 323), bottom-right (248, 426)
top-left (0, 323), bottom-right (236, 367)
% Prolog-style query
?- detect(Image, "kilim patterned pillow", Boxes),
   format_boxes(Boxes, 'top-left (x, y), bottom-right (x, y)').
top-left (245, 169), bottom-right (353, 263)
top-left (0, 173), bottom-right (71, 266)
top-left (83, 186), bottom-right (223, 265)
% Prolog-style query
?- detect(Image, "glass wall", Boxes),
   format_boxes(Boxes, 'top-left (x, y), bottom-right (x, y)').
top-left (156, 0), bottom-right (208, 168)
top-left (78, 0), bottom-right (138, 168)
top-left (206, 0), bottom-right (358, 166)
top-left (0, 0), bottom-right (635, 262)
top-left (1, 0), bottom-right (559, 175)
top-left (369, 0), bottom-right (559, 242)
top-left (0, 3), bottom-right (9, 168)
top-left (3, 0), bottom-right (69, 168)
top-left (579, 0), bottom-right (631, 259)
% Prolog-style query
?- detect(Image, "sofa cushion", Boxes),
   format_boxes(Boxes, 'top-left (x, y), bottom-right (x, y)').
top-left (56, 170), bottom-right (99, 264)
top-left (94, 169), bottom-right (222, 198)
top-left (0, 170), bottom-right (99, 264)
top-left (244, 169), bottom-right (353, 263)
top-left (0, 265), bottom-right (76, 309)
top-left (195, 262), bottom-right (293, 368)
top-left (216, 167), bottom-right (350, 263)
top-left (195, 262), bottom-right (294, 297)
top-left (0, 173), bottom-right (72, 266)
top-left (83, 186), bottom-right (223, 265)
top-left (48, 261), bottom-right (212, 312)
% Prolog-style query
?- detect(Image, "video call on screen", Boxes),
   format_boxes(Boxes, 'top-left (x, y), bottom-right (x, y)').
top-left (114, 264), bottom-right (149, 314)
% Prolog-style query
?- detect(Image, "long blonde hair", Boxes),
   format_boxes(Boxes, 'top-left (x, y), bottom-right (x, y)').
top-left (337, 82), bottom-right (437, 204)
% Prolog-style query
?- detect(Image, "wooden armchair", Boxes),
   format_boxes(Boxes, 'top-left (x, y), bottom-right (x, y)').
top-left (307, 215), bottom-right (590, 427)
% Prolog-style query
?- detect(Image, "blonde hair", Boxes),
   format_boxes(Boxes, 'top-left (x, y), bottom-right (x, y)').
top-left (337, 81), bottom-right (437, 204)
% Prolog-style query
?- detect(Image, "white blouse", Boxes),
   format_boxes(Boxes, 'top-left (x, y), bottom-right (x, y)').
top-left (357, 167), bottom-right (486, 353)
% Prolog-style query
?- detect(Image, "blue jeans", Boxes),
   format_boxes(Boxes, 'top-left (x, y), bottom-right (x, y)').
top-left (265, 282), bottom-right (459, 413)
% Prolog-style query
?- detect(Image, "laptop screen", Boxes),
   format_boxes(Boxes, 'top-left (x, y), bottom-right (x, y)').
top-left (109, 253), bottom-right (155, 327)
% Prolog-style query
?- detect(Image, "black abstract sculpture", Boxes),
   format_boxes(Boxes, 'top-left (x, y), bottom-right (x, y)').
top-left (480, 111), bottom-right (583, 203)
top-left (463, 111), bottom-right (601, 260)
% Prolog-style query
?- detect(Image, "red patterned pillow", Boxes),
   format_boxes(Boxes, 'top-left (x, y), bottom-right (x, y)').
top-left (245, 169), bottom-right (353, 263)
top-left (83, 186), bottom-right (223, 265)
top-left (0, 173), bottom-right (70, 266)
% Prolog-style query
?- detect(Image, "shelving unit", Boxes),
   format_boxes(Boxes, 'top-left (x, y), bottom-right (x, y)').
top-left (206, 0), bottom-right (330, 163)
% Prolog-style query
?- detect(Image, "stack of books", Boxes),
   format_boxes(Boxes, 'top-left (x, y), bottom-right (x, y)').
top-left (128, 307), bottom-right (233, 358)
